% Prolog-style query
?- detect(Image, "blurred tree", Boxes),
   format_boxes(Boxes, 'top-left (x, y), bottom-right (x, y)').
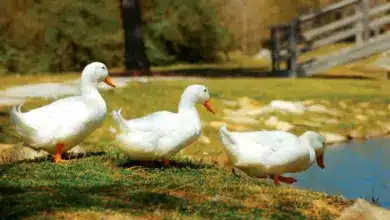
top-left (142, 0), bottom-right (230, 64)
top-left (119, 0), bottom-right (150, 76)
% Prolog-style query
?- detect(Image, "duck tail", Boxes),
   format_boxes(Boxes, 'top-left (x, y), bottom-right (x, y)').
top-left (10, 104), bottom-right (36, 138)
top-left (219, 124), bottom-right (236, 145)
top-left (112, 109), bottom-right (128, 132)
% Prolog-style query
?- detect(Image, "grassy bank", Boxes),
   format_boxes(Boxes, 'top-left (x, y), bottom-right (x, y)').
top-left (4, 76), bottom-right (390, 218)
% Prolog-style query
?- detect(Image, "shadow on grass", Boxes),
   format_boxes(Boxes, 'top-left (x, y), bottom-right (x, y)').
top-left (0, 154), bottom-right (336, 219)
top-left (118, 158), bottom-right (214, 170)
top-left (63, 151), bottom-right (106, 160)
top-left (0, 183), bottom-right (308, 219)
top-left (312, 74), bottom-right (374, 80)
top-left (114, 68), bottom-right (288, 78)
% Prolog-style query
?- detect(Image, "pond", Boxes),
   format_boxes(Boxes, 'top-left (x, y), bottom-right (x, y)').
top-left (291, 138), bottom-right (390, 208)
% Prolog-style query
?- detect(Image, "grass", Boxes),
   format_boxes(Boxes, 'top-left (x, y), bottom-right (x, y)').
top-left (5, 76), bottom-right (390, 218)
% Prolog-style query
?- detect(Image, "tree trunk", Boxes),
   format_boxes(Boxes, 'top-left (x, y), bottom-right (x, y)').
top-left (120, 0), bottom-right (151, 76)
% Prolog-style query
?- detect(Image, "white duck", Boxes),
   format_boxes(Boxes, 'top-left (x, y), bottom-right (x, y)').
top-left (112, 84), bottom-right (215, 166)
top-left (219, 124), bottom-right (326, 185)
top-left (10, 62), bottom-right (116, 163)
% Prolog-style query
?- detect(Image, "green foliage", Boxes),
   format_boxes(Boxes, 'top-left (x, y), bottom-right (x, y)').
top-left (143, 0), bottom-right (233, 65)
top-left (0, 0), bottom-right (234, 73)
top-left (0, 0), bottom-right (123, 73)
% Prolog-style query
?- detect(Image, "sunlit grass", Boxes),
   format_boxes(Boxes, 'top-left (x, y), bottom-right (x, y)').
top-left (4, 75), bottom-right (390, 218)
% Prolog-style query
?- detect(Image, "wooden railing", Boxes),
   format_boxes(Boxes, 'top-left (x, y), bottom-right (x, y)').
top-left (270, 0), bottom-right (390, 77)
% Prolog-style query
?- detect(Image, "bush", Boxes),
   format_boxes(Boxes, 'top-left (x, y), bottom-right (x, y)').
top-left (0, 0), bottom-right (233, 73)
top-left (143, 0), bottom-right (232, 65)
top-left (0, 0), bottom-right (123, 73)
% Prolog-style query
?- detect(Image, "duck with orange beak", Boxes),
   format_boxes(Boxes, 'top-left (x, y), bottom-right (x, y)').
top-left (219, 127), bottom-right (326, 185)
top-left (10, 62), bottom-right (116, 163)
top-left (112, 84), bottom-right (215, 166)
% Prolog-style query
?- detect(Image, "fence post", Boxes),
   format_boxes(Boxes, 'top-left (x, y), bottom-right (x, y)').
top-left (288, 19), bottom-right (299, 78)
top-left (271, 27), bottom-right (279, 72)
top-left (354, 1), bottom-right (363, 45)
top-left (355, 0), bottom-right (370, 45)
top-left (361, 0), bottom-right (370, 41)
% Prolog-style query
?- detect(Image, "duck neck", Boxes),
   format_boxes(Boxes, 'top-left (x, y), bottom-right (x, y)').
top-left (178, 96), bottom-right (200, 124)
top-left (80, 77), bottom-right (105, 108)
top-left (299, 137), bottom-right (316, 165)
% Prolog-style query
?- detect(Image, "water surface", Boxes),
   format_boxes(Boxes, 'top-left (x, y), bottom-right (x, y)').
top-left (291, 138), bottom-right (390, 208)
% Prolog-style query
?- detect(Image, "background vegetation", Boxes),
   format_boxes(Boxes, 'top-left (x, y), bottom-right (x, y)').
top-left (0, 0), bottom-right (339, 74)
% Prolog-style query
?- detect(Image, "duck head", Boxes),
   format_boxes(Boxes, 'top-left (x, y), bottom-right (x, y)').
top-left (81, 62), bottom-right (116, 88)
top-left (179, 84), bottom-right (215, 114)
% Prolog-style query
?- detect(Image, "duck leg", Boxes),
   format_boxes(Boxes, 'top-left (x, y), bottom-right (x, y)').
top-left (271, 175), bottom-right (280, 185)
top-left (53, 143), bottom-right (65, 163)
top-left (163, 159), bottom-right (171, 167)
top-left (271, 175), bottom-right (297, 185)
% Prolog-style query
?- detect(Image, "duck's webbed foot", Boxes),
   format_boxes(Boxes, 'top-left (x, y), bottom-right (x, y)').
top-left (270, 175), bottom-right (297, 185)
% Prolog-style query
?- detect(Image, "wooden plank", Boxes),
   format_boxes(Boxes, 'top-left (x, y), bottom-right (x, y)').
top-left (302, 32), bottom-right (390, 75)
top-left (299, 0), bottom-right (359, 22)
top-left (361, 0), bottom-right (370, 41)
top-left (355, 3), bottom-right (363, 44)
top-left (303, 14), bottom-right (362, 40)
top-left (369, 3), bottom-right (390, 16)
top-left (370, 15), bottom-right (390, 29)
top-left (312, 27), bottom-right (359, 49)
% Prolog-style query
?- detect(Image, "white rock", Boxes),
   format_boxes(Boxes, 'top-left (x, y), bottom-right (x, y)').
top-left (297, 120), bottom-right (322, 128)
top-left (208, 121), bottom-right (226, 130)
top-left (254, 49), bottom-right (271, 62)
top-left (319, 132), bottom-right (347, 144)
top-left (355, 114), bottom-right (368, 121)
top-left (237, 97), bottom-right (261, 110)
top-left (337, 199), bottom-right (390, 220)
top-left (307, 104), bottom-right (329, 113)
top-left (366, 109), bottom-right (377, 116)
top-left (223, 116), bottom-right (259, 125)
top-left (358, 102), bottom-right (370, 108)
top-left (199, 135), bottom-right (211, 145)
top-left (0, 143), bottom-right (48, 164)
top-left (303, 100), bottom-right (315, 106)
top-left (339, 101), bottom-right (348, 109)
top-left (307, 104), bottom-right (342, 116)
top-left (265, 116), bottom-right (294, 131)
top-left (246, 106), bottom-right (274, 116)
top-left (109, 126), bottom-right (117, 134)
top-left (310, 117), bottom-right (339, 124)
top-left (67, 145), bottom-right (86, 156)
top-left (320, 100), bottom-right (331, 105)
top-left (269, 100), bottom-right (305, 114)
top-left (222, 100), bottom-right (238, 108)
top-left (223, 109), bottom-right (249, 117)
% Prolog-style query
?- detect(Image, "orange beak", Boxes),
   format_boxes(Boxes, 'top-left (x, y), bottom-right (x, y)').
top-left (203, 100), bottom-right (215, 114)
top-left (316, 153), bottom-right (325, 169)
top-left (104, 76), bottom-right (116, 88)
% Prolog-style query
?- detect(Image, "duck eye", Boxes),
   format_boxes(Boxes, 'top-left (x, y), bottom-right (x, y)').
top-left (102, 66), bottom-right (105, 69)
top-left (204, 89), bottom-right (207, 92)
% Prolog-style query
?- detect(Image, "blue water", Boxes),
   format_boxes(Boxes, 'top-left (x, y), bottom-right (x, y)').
top-left (291, 138), bottom-right (390, 208)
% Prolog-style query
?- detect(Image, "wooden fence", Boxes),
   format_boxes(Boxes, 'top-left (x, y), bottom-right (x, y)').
top-left (270, 0), bottom-right (390, 77)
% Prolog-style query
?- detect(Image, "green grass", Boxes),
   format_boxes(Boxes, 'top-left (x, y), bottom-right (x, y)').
top-left (0, 156), bottom-right (350, 219)
top-left (5, 76), bottom-right (390, 218)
